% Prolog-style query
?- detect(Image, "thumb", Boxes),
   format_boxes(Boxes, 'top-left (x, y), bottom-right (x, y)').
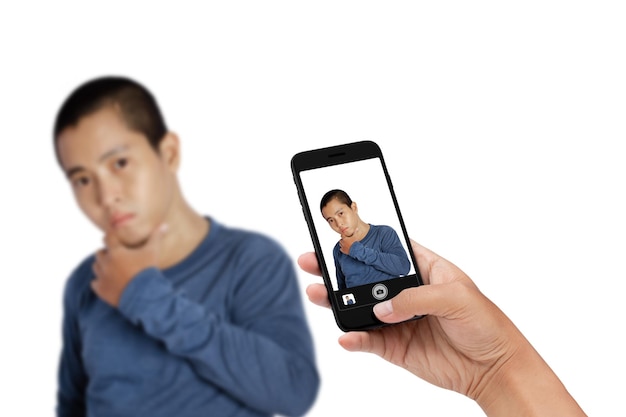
top-left (157, 222), bottom-right (169, 235)
top-left (144, 222), bottom-right (169, 250)
top-left (154, 222), bottom-right (169, 240)
top-left (373, 283), bottom-right (457, 323)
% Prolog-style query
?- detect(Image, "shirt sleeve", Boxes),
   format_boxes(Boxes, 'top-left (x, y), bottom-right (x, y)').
top-left (348, 226), bottom-right (411, 276)
top-left (117, 241), bottom-right (319, 417)
top-left (56, 271), bottom-right (89, 417)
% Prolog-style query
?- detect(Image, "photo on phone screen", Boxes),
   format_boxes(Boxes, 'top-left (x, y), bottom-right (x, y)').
top-left (292, 140), bottom-right (423, 331)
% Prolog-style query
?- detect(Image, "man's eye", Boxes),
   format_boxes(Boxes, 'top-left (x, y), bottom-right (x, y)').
top-left (114, 158), bottom-right (128, 169)
top-left (73, 177), bottom-right (90, 188)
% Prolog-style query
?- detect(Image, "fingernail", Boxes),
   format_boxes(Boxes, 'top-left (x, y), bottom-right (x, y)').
top-left (373, 300), bottom-right (393, 318)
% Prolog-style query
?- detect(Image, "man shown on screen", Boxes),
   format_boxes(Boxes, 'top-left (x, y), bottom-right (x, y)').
top-left (320, 189), bottom-right (411, 290)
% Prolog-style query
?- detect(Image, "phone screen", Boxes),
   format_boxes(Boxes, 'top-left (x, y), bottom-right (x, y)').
top-left (293, 141), bottom-right (422, 330)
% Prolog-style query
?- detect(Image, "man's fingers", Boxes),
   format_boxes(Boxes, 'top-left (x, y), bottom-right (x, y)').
top-left (297, 252), bottom-right (321, 276)
top-left (92, 249), bottom-right (106, 277)
top-left (103, 227), bottom-right (121, 250)
top-left (306, 283), bottom-right (331, 308)
top-left (90, 278), bottom-right (100, 294)
top-left (92, 262), bottom-right (100, 278)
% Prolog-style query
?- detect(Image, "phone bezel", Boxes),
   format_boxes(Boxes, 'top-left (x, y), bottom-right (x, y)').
top-left (291, 140), bottom-right (424, 331)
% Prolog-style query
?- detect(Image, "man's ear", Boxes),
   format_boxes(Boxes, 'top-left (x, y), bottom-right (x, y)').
top-left (159, 132), bottom-right (181, 172)
top-left (351, 202), bottom-right (358, 212)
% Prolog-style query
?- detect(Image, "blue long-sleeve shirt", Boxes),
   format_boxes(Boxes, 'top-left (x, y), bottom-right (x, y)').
top-left (334, 224), bottom-right (411, 290)
top-left (57, 218), bottom-right (319, 417)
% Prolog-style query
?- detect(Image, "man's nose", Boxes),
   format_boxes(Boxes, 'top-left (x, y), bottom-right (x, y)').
top-left (96, 178), bottom-right (121, 208)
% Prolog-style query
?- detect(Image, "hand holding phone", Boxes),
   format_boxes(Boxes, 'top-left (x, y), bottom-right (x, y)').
top-left (291, 140), bottom-right (424, 331)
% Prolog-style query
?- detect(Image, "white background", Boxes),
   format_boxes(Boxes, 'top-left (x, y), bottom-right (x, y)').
top-left (1, 1), bottom-right (625, 416)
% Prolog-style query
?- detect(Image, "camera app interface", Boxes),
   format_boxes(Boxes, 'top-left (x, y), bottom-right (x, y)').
top-left (299, 157), bottom-right (416, 310)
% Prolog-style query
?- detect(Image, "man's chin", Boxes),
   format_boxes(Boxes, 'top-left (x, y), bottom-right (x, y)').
top-left (115, 229), bottom-right (151, 249)
top-left (122, 237), bottom-right (150, 249)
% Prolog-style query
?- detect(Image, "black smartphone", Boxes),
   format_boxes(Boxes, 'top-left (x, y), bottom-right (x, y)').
top-left (291, 140), bottom-right (424, 331)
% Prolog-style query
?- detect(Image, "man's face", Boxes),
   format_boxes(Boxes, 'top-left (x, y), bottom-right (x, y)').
top-left (56, 106), bottom-right (177, 247)
top-left (321, 198), bottom-right (359, 237)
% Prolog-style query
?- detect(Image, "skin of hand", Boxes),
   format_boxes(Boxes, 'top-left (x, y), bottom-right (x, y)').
top-left (91, 223), bottom-right (168, 307)
top-left (299, 239), bottom-right (587, 417)
top-left (338, 226), bottom-right (360, 255)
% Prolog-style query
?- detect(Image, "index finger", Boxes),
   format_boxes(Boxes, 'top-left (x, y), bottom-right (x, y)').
top-left (102, 226), bottom-right (121, 250)
top-left (306, 283), bottom-right (331, 308)
top-left (297, 252), bottom-right (321, 276)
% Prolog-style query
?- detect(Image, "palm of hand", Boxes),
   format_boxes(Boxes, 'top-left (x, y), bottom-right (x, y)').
top-left (349, 265), bottom-right (518, 398)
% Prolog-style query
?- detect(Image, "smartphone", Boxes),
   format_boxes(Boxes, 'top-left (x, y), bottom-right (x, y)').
top-left (291, 140), bottom-right (424, 331)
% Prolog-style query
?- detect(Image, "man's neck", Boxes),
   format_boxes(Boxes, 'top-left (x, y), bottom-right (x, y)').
top-left (356, 221), bottom-right (371, 240)
top-left (158, 204), bottom-right (210, 270)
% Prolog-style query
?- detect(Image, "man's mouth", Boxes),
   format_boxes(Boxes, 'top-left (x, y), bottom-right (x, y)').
top-left (110, 213), bottom-right (135, 228)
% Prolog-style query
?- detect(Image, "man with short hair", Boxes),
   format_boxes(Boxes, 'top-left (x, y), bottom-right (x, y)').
top-left (320, 189), bottom-right (411, 290)
top-left (54, 76), bottom-right (319, 417)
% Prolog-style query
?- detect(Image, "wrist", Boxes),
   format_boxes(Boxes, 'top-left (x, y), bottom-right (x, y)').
top-left (475, 335), bottom-right (586, 417)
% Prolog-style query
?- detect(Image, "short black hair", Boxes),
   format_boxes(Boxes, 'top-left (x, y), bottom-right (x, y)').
top-left (53, 76), bottom-right (167, 165)
top-left (320, 189), bottom-right (353, 213)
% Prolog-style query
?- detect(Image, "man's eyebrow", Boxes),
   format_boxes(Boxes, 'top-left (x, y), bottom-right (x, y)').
top-left (65, 145), bottom-right (130, 179)
top-left (66, 166), bottom-right (84, 179)
top-left (98, 145), bottom-right (129, 162)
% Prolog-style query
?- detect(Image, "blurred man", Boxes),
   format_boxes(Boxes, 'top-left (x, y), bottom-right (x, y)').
top-left (53, 76), bottom-right (319, 417)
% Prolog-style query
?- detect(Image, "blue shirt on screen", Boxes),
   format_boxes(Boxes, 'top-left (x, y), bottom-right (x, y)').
top-left (57, 218), bottom-right (319, 417)
top-left (334, 224), bottom-right (411, 290)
